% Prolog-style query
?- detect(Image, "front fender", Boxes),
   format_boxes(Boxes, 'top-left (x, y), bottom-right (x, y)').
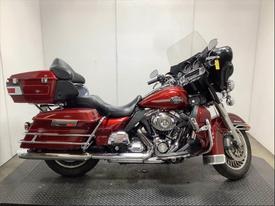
top-left (227, 113), bottom-right (250, 131)
top-left (203, 113), bottom-right (250, 165)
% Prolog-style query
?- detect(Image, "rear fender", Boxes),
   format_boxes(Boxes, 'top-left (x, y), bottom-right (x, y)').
top-left (203, 113), bottom-right (250, 165)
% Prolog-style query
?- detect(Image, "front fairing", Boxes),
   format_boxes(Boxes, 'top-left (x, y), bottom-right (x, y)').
top-left (167, 31), bottom-right (207, 67)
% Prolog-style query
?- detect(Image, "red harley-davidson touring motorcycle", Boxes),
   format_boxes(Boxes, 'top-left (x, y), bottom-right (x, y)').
top-left (7, 32), bottom-right (251, 180)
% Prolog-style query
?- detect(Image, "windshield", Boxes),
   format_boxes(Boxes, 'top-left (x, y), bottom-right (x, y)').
top-left (167, 31), bottom-right (207, 66)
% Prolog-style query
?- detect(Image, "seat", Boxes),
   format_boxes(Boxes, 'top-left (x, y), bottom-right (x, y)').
top-left (70, 95), bottom-right (142, 118)
top-left (50, 58), bottom-right (85, 84)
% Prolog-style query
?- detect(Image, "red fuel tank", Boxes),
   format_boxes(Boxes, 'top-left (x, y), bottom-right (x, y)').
top-left (139, 86), bottom-right (188, 110)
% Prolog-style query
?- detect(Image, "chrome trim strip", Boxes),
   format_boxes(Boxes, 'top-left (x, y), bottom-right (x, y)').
top-left (203, 154), bottom-right (226, 165)
top-left (151, 99), bottom-right (171, 103)
top-left (233, 123), bottom-right (250, 130)
top-left (25, 132), bottom-right (90, 137)
top-left (51, 119), bottom-right (78, 127)
top-left (20, 140), bottom-right (86, 145)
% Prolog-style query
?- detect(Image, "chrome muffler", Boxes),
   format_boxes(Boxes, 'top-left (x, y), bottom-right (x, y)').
top-left (17, 129), bottom-right (165, 163)
top-left (17, 149), bottom-right (93, 161)
top-left (17, 149), bottom-right (155, 162)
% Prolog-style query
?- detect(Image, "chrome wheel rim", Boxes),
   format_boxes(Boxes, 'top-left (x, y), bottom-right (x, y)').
top-left (55, 160), bottom-right (86, 169)
top-left (225, 129), bottom-right (248, 170)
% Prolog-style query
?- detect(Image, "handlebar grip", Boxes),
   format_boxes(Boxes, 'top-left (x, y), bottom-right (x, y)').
top-left (147, 77), bottom-right (158, 85)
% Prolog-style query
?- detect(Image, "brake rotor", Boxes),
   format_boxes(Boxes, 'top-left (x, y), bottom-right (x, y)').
top-left (225, 130), bottom-right (246, 162)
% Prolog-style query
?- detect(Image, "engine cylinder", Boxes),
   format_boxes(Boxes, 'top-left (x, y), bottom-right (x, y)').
top-left (151, 112), bottom-right (176, 131)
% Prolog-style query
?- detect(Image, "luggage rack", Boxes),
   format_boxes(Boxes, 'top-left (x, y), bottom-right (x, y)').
top-left (20, 132), bottom-right (91, 146)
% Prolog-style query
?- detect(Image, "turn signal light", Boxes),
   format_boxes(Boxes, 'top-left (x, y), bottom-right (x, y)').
top-left (24, 122), bottom-right (31, 131)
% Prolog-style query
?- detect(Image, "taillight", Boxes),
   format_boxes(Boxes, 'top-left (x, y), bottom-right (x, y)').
top-left (6, 86), bottom-right (22, 95)
top-left (6, 78), bottom-right (22, 95)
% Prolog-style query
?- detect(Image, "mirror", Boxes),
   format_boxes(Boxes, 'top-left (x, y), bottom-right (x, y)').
top-left (208, 39), bottom-right (218, 50)
top-left (149, 69), bottom-right (159, 79)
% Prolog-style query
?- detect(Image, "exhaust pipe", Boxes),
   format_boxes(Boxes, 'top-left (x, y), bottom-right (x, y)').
top-left (90, 150), bottom-right (153, 163)
top-left (17, 149), bottom-right (93, 161)
top-left (17, 149), bottom-right (154, 162)
top-left (17, 129), bottom-right (158, 163)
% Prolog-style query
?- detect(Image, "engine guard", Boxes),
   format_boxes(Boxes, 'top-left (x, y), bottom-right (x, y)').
top-left (203, 113), bottom-right (250, 165)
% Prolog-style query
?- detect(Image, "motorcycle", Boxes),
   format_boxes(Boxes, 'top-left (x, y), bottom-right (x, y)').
top-left (6, 32), bottom-right (251, 180)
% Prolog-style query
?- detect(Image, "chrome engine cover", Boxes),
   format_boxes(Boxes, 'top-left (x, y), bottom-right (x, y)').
top-left (108, 131), bottom-right (130, 145)
top-left (157, 141), bottom-right (169, 153)
top-left (128, 140), bottom-right (145, 153)
top-left (151, 112), bottom-right (176, 131)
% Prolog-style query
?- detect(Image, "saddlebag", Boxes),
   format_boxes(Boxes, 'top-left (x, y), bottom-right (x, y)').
top-left (20, 108), bottom-right (101, 150)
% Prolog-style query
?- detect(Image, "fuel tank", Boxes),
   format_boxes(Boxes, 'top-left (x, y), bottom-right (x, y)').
top-left (139, 86), bottom-right (188, 110)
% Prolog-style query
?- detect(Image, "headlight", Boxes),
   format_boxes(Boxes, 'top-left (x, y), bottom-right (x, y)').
top-left (227, 80), bottom-right (235, 92)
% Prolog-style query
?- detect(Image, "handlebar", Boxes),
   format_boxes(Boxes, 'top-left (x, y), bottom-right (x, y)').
top-left (147, 74), bottom-right (166, 85)
top-left (147, 77), bottom-right (159, 85)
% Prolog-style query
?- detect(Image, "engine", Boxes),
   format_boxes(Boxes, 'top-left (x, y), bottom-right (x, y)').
top-left (151, 112), bottom-right (176, 131)
top-left (150, 111), bottom-right (187, 154)
top-left (107, 109), bottom-right (190, 156)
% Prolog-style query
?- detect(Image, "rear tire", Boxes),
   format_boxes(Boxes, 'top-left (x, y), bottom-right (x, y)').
top-left (213, 130), bottom-right (251, 180)
top-left (45, 159), bottom-right (99, 177)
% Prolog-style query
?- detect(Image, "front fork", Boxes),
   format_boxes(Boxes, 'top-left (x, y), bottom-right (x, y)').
top-left (214, 103), bottom-right (242, 145)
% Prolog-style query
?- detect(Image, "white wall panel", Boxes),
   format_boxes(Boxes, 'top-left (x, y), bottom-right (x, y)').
top-left (194, 0), bottom-right (260, 121)
top-left (40, 0), bottom-right (117, 104)
top-left (116, 0), bottom-right (194, 105)
top-left (0, 0), bottom-right (44, 164)
top-left (0, 39), bottom-right (12, 166)
top-left (39, 0), bottom-right (273, 155)
top-left (249, 0), bottom-right (274, 154)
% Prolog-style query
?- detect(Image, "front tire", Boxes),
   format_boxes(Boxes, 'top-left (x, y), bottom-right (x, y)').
top-left (214, 130), bottom-right (251, 180)
top-left (45, 159), bottom-right (99, 177)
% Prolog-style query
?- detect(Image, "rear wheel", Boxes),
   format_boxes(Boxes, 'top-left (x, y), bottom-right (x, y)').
top-left (45, 159), bottom-right (99, 177)
top-left (213, 130), bottom-right (251, 180)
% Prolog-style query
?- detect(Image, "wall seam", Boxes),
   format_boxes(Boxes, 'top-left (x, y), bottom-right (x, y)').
top-left (192, 0), bottom-right (196, 33)
top-left (248, 0), bottom-right (262, 123)
top-left (114, 0), bottom-right (119, 105)
top-left (38, 0), bottom-right (46, 68)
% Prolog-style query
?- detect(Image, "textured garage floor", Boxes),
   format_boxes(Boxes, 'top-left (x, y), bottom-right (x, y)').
top-left (0, 135), bottom-right (274, 206)
top-left (0, 156), bottom-right (274, 205)
top-left (0, 134), bottom-right (273, 183)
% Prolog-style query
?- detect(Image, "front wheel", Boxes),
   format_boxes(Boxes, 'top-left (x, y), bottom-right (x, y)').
top-left (45, 159), bottom-right (99, 177)
top-left (213, 130), bottom-right (251, 180)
